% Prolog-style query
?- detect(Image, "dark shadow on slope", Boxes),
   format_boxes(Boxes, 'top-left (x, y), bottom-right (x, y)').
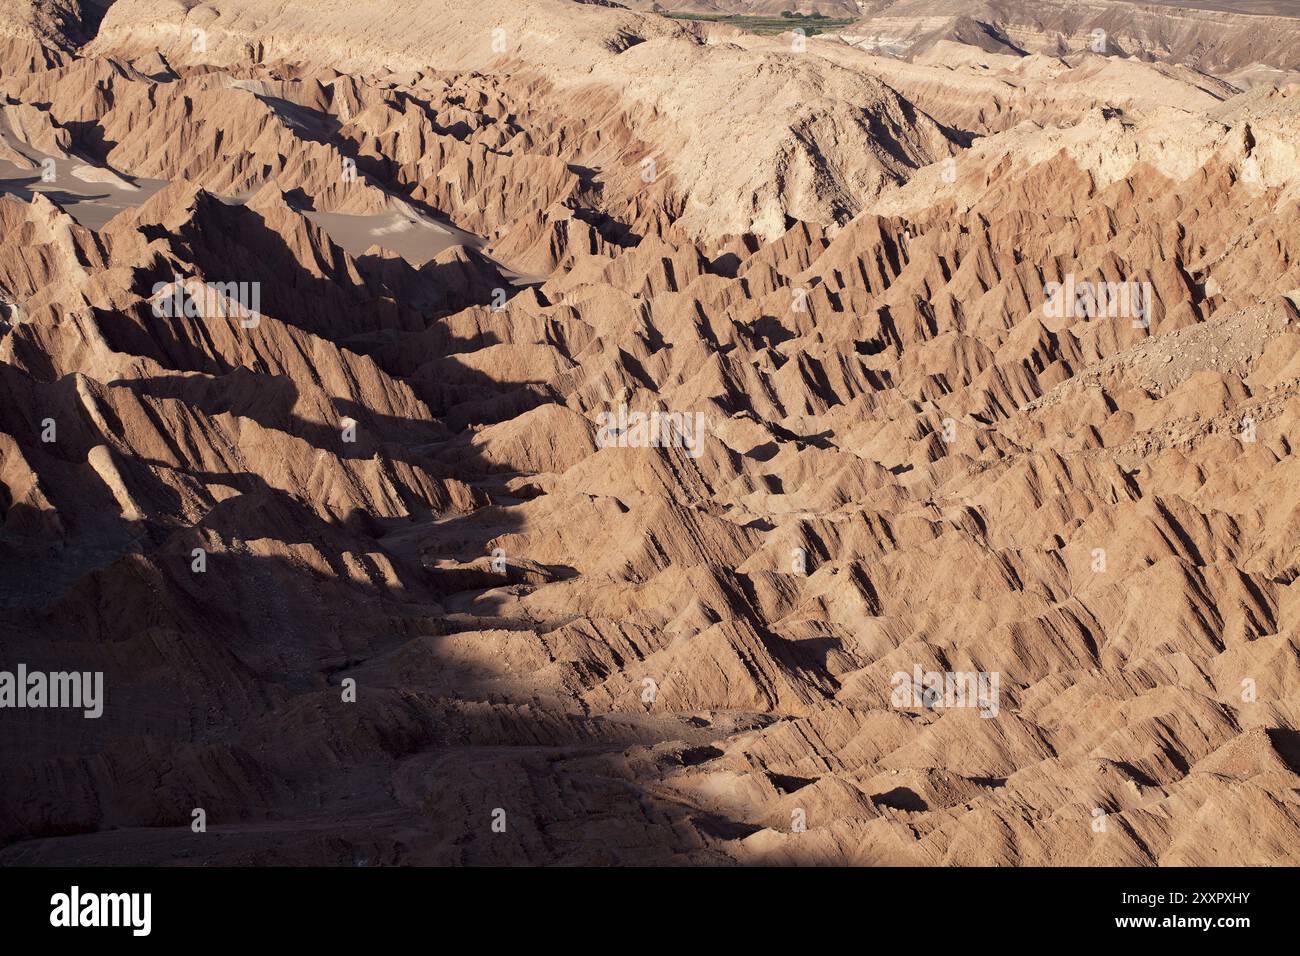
top-left (0, 289), bottom-right (774, 870)
top-left (872, 787), bottom-right (928, 812)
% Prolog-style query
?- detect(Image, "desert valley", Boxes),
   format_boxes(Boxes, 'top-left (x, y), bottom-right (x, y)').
top-left (1, 0), bottom-right (1299, 866)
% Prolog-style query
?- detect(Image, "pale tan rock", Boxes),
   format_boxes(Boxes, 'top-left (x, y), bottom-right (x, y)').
top-left (2, 0), bottom-right (1299, 869)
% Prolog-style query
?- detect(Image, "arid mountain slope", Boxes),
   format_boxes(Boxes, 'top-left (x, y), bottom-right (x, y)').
top-left (88, 0), bottom-right (956, 240)
top-left (1, 0), bottom-right (1298, 866)
top-left (834, 0), bottom-right (1300, 77)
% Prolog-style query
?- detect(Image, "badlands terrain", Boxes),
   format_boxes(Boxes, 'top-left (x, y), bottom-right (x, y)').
top-left (1, 0), bottom-right (1299, 866)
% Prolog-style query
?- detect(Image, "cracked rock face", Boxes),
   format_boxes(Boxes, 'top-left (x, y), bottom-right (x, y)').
top-left (1, 0), bottom-right (1299, 866)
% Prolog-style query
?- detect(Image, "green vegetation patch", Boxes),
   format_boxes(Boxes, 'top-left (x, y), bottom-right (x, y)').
top-left (664, 12), bottom-right (856, 36)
